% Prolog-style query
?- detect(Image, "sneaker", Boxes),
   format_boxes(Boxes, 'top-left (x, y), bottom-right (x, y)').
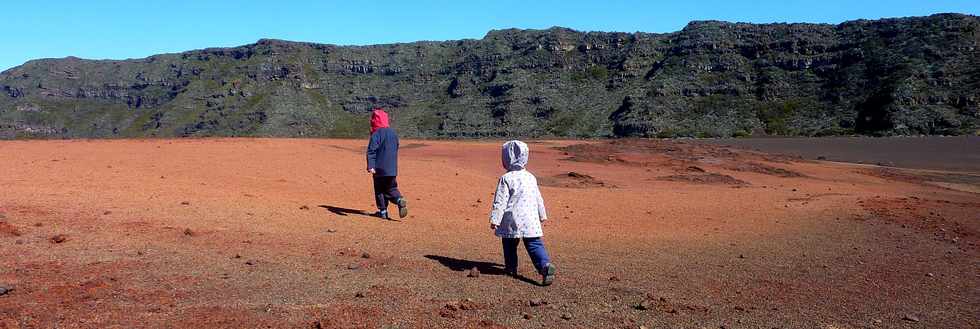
top-left (541, 263), bottom-right (556, 286)
top-left (374, 210), bottom-right (390, 220)
top-left (396, 198), bottom-right (408, 218)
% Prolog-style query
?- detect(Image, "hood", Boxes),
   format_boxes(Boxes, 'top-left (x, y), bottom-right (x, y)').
top-left (370, 109), bottom-right (390, 134)
top-left (501, 140), bottom-right (529, 171)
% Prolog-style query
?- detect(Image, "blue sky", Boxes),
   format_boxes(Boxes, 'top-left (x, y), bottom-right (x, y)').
top-left (2, 1), bottom-right (977, 71)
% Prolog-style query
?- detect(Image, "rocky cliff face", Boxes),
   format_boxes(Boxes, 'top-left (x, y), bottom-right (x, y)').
top-left (1, 14), bottom-right (977, 139)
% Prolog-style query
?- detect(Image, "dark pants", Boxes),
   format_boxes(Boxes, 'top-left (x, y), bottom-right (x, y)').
top-left (372, 176), bottom-right (403, 211)
top-left (502, 237), bottom-right (551, 275)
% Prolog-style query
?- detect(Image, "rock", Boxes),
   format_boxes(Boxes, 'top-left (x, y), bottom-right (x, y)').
top-left (299, 205), bottom-right (310, 210)
top-left (347, 263), bottom-right (360, 270)
top-left (529, 298), bottom-right (545, 307)
top-left (326, 229), bottom-right (337, 233)
top-left (560, 313), bottom-right (572, 320)
top-left (609, 276), bottom-right (621, 281)
top-left (903, 315), bottom-right (920, 322)
top-left (522, 313), bottom-right (532, 320)
top-left (634, 300), bottom-right (653, 310)
top-left (245, 260), bottom-right (255, 265)
top-left (103, 211), bottom-right (112, 215)
top-left (50, 234), bottom-right (68, 243)
top-left (183, 228), bottom-right (196, 236)
top-left (355, 292), bottom-right (365, 298)
top-left (180, 201), bottom-right (190, 205)
top-left (0, 285), bottom-right (12, 296)
top-left (233, 254), bottom-right (241, 259)
top-left (467, 267), bottom-right (480, 277)
top-left (361, 252), bottom-right (371, 259)
top-left (926, 273), bottom-right (934, 277)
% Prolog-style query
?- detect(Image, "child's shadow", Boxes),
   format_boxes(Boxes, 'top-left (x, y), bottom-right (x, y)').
top-left (424, 255), bottom-right (540, 286)
top-left (318, 205), bottom-right (396, 221)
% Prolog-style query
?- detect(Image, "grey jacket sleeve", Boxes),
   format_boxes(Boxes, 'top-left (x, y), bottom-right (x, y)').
top-left (489, 177), bottom-right (510, 225)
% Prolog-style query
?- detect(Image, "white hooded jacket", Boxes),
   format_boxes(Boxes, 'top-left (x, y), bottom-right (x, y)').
top-left (490, 140), bottom-right (548, 238)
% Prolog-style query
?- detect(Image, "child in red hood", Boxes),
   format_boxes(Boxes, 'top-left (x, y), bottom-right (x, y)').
top-left (366, 109), bottom-right (408, 219)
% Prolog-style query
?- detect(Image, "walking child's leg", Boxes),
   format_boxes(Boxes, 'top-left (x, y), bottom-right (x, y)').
top-left (385, 176), bottom-right (403, 201)
top-left (522, 237), bottom-right (551, 274)
top-left (524, 238), bottom-right (556, 285)
top-left (386, 177), bottom-right (408, 218)
top-left (372, 177), bottom-right (388, 217)
top-left (501, 238), bottom-right (519, 275)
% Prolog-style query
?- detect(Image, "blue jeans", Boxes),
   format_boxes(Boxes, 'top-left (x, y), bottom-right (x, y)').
top-left (502, 237), bottom-right (551, 275)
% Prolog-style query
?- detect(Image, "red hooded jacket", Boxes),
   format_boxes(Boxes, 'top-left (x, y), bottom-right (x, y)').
top-left (370, 109), bottom-right (390, 134)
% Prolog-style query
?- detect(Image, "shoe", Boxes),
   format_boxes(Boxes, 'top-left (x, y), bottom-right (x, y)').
top-left (396, 198), bottom-right (408, 218)
top-left (541, 263), bottom-right (556, 286)
top-left (374, 210), bottom-right (390, 220)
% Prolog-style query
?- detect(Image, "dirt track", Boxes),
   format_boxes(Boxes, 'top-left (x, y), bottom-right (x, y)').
top-left (0, 138), bottom-right (977, 328)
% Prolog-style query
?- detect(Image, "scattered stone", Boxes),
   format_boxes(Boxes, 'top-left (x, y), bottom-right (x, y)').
top-left (738, 254), bottom-right (745, 259)
top-left (180, 201), bottom-right (190, 205)
top-left (355, 292), bottom-right (365, 298)
top-left (50, 234), bottom-right (68, 243)
top-left (183, 228), bottom-right (196, 236)
top-left (326, 229), bottom-right (337, 233)
top-left (529, 298), bottom-right (545, 307)
top-left (902, 315), bottom-right (920, 322)
top-left (609, 276), bottom-right (620, 282)
top-left (560, 313), bottom-right (573, 320)
top-left (299, 205), bottom-right (310, 210)
top-left (467, 267), bottom-right (480, 277)
top-left (0, 285), bottom-right (12, 296)
top-left (361, 252), bottom-right (371, 259)
top-left (872, 319), bottom-right (883, 325)
top-left (634, 300), bottom-right (653, 310)
top-left (522, 313), bottom-right (532, 320)
top-left (476, 199), bottom-right (482, 203)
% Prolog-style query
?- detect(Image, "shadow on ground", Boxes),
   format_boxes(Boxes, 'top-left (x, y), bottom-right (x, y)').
top-left (424, 255), bottom-right (542, 286)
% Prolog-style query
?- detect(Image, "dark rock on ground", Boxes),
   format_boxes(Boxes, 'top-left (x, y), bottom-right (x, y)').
top-left (49, 234), bottom-right (67, 243)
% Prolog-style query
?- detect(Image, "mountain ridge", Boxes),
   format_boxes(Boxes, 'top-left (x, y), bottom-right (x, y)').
top-left (2, 13), bottom-right (978, 139)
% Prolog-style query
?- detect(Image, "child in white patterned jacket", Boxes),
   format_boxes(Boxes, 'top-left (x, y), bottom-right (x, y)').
top-left (489, 140), bottom-right (557, 286)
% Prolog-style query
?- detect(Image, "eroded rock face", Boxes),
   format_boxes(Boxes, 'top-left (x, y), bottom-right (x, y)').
top-left (1, 14), bottom-right (978, 139)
